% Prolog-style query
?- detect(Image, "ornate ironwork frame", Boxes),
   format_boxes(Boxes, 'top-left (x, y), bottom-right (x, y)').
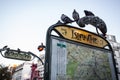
top-left (44, 24), bottom-right (118, 80)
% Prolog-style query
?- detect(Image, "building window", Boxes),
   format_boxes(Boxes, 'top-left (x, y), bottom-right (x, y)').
top-left (115, 51), bottom-right (120, 57)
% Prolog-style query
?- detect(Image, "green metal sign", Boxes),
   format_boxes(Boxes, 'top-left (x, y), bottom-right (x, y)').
top-left (4, 50), bottom-right (31, 61)
top-left (0, 46), bottom-right (44, 64)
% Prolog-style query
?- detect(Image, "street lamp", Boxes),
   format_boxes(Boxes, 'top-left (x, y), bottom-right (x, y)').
top-left (38, 43), bottom-right (45, 51)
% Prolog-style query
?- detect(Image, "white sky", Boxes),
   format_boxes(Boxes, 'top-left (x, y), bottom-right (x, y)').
top-left (0, 0), bottom-right (120, 66)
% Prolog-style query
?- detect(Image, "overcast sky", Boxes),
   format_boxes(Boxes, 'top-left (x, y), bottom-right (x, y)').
top-left (0, 0), bottom-right (120, 66)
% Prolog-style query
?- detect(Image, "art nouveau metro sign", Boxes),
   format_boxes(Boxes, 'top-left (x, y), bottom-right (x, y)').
top-left (55, 26), bottom-right (108, 48)
top-left (0, 46), bottom-right (43, 64)
top-left (44, 24), bottom-right (118, 80)
top-left (4, 49), bottom-right (31, 61)
top-left (44, 10), bottom-right (118, 80)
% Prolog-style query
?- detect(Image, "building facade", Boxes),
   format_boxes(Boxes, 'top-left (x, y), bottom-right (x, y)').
top-left (12, 61), bottom-right (44, 80)
top-left (106, 35), bottom-right (120, 80)
top-left (12, 62), bottom-right (31, 80)
top-left (37, 53), bottom-right (45, 79)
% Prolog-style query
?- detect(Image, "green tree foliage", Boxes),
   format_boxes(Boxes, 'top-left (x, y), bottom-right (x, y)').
top-left (0, 65), bottom-right (12, 80)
